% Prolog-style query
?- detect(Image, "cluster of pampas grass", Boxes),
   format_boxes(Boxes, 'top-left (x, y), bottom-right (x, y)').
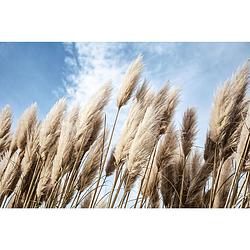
top-left (0, 56), bottom-right (249, 208)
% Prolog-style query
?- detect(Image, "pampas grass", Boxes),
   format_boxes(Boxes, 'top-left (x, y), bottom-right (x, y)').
top-left (0, 105), bottom-right (12, 158)
top-left (125, 105), bottom-right (160, 192)
top-left (0, 56), bottom-right (249, 208)
top-left (116, 55), bottom-right (143, 108)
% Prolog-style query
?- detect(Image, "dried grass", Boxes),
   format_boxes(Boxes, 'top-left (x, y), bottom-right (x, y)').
top-left (0, 57), bottom-right (249, 208)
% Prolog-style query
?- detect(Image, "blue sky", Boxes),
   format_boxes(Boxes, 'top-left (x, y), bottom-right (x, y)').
top-left (0, 42), bottom-right (250, 147)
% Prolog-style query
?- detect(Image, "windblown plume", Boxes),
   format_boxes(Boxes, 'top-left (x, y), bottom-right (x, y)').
top-left (125, 105), bottom-right (160, 192)
top-left (207, 63), bottom-right (249, 159)
top-left (152, 84), bottom-right (169, 114)
top-left (135, 80), bottom-right (150, 101)
top-left (36, 99), bottom-right (66, 201)
top-left (189, 150), bottom-right (203, 182)
top-left (0, 105), bottom-right (12, 158)
top-left (74, 83), bottom-right (111, 156)
top-left (68, 104), bottom-right (80, 125)
top-left (236, 104), bottom-right (250, 168)
top-left (213, 157), bottom-right (234, 208)
top-left (51, 108), bottom-right (77, 185)
top-left (204, 132), bottom-right (216, 161)
top-left (186, 159), bottom-right (214, 207)
top-left (169, 108), bottom-right (197, 206)
top-left (183, 150), bottom-right (203, 207)
top-left (149, 182), bottom-right (160, 208)
top-left (36, 150), bottom-right (57, 201)
top-left (157, 124), bottom-right (178, 171)
top-left (221, 63), bottom-right (249, 158)
top-left (0, 153), bottom-right (22, 200)
top-left (118, 87), bottom-right (178, 206)
top-left (82, 112), bottom-right (104, 154)
top-left (181, 107), bottom-right (197, 158)
top-left (159, 88), bottom-right (180, 134)
top-left (39, 98), bottom-right (66, 159)
top-left (77, 129), bottom-right (108, 193)
top-left (158, 124), bottom-right (178, 207)
top-left (0, 157), bottom-right (8, 181)
top-left (208, 81), bottom-right (234, 144)
top-left (10, 103), bottom-right (37, 155)
top-left (151, 84), bottom-right (179, 138)
top-left (142, 156), bottom-right (159, 198)
top-left (117, 55), bottom-right (143, 108)
top-left (114, 82), bottom-right (152, 166)
top-left (19, 123), bottom-right (40, 194)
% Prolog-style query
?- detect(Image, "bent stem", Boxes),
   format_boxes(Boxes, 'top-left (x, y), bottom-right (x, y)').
top-left (90, 117), bottom-right (107, 208)
top-left (134, 148), bottom-right (156, 208)
top-left (110, 172), bottom-right (126, 208)
top-left (91, 108), bottom-right (120, 207)
top-left (139, 146), bottom-right (157, 208)
top-left (107, 164), bottom-right (123, 207)
top-left (226, 133), bottom-right (250, 207)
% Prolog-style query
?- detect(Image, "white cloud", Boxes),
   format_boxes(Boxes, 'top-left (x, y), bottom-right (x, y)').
top-left (63, 42), bottom-right (138, 143)
top-left (64, 43), bottom-right (130, 107)
top-left (63, 43), bottom-right (183, 107)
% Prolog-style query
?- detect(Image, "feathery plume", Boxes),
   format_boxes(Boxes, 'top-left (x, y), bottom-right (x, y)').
top-left (10, 103), bottom-right (37, 155)
top-left (159, 88), bottom-right (180, 134)
top-left (82, 112), bottom-right (104, 154)
top-left (19, 123), bottom-right (40, 194)
top-left (207, 63), bottom-right (249, 157)
top-left (180, 107), bottom-right (197, 158)
top-left (158, 124), bottom-right (179, 207)
top-left (74, 83), bottom-right (111, 156)
top-left (36, 150), bottom-right (56, 201)
top-left (152, 84), bottom-right (169, 114)
top-left (125, 105), bottom-right (160, 191)
top-left (51, 106), bottom-right (79, 184)
top-left (213, 157), bottom-right (234, 208)
top-left (117, 55), bottom-right (143, 108)
top-left (77, 129), bottom-right (108, 193)
top-left (36, 99), bottom-right (66, 200)
top-left (221, 64), bottom-right (249, 158)
top-left (186, 159), bottom-right (213, 207)
top-left (142, 157), bottom-right (159, 198)
top-left (0, 153), bottom-right (22, 199)
top-left (149, 183), bottom-right (160, 208)
top-left (39, 98), bottom-right (66, 159)
top-left (236, 104), bottom-right (250, 168)
top-left (68, 104), bottom-right (80, 125)
top-left (0, 105), bottom-right (12, 158)
top-left (114, 82), bottom-right (152, 166)
top-left (0, 157), bottom-right (8, 181)
top-left (156, 124), bottom-right (178, 172)
top-left (189, 150), bottom-right (202, 182)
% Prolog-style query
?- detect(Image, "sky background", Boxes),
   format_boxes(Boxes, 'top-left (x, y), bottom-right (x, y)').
top-left (0, 42), bottom-right (250, 147)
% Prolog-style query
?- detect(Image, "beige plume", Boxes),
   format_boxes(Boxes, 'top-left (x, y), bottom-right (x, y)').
top-left (117, 55), bottom-right (143, 108)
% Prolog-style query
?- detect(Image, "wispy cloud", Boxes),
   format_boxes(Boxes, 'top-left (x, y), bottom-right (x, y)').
top-left (63, 43), bottom-right (137, 140)
top-left (64, 43), bottom-right (130, 106)
top-left (63, 42), bottom-right (182, 105)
